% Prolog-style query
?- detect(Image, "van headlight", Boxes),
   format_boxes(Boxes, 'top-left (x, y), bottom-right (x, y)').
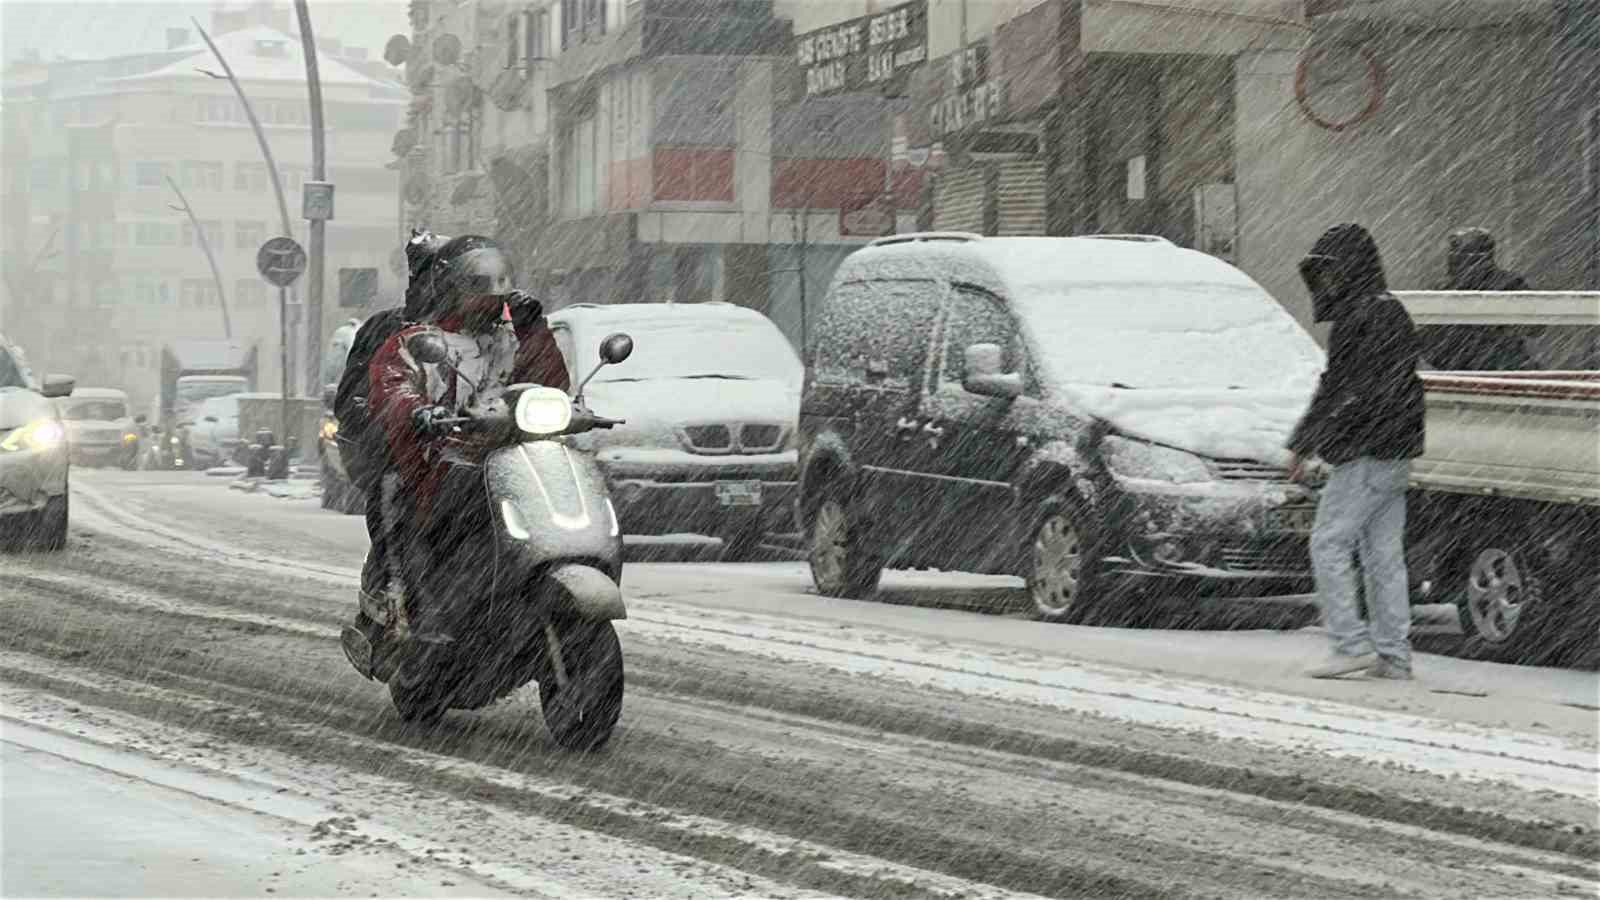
top-left (1102, 436), bottom-right (1213, 484)
top-left (0, 419), bottom-right (65, 453)
top-left (514, 387), bottom-right (572, 436)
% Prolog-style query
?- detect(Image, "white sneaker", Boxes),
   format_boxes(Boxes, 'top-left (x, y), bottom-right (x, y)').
top-left (1305, 651), bottom-right (1378, 679)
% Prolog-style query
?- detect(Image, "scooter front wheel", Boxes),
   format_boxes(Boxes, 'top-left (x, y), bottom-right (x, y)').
top-left (540, 621), bottom-right (624, 751)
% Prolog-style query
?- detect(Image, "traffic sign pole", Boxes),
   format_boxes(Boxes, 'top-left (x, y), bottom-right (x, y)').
top-left (257, 236), bottom-right (307, 470)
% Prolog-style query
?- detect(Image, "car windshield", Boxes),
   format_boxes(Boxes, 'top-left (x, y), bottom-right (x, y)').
top-left (1014, 281), bottom-right (1324, 391)
top-left (61, 400), bottom-right (127, 421)
top-left (583, 317), bottom-right (801, 384)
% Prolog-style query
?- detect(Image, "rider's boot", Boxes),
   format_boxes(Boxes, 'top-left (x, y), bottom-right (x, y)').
top-left (340, 549), bottom-right (391, 679)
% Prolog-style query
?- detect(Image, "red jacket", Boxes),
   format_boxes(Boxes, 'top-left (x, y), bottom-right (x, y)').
top-left (369, 313), bottom-right (570, 514)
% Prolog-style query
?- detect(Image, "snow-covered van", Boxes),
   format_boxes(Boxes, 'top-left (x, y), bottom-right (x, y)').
top-left (797, 233), bottom-right (1325, 625)
top-left (546, 302), bottom-right (804, 559)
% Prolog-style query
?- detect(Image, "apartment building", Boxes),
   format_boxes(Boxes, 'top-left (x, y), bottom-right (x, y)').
top-left (1, 12), bottom-right (407, 410)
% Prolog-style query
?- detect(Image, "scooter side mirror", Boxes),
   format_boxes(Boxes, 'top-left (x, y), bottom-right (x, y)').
top-left (598, 333), bottom-right (633, 366)
top-left (406, 331), bottom-right (450, 366)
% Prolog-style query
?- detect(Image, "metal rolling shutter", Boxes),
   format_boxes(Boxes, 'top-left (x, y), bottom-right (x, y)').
top-left (933, 167), bottom-right (986, 233)
top-left (996, 159), bottom-right (1047, 236)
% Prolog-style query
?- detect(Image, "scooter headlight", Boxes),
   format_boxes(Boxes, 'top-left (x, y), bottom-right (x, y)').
top-left (514, 387), bottom-right (572, 436)
top-left (0, 419), bottom-right (65, 453)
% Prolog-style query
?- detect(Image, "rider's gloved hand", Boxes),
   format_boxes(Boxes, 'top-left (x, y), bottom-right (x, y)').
top-left (411, 405), bottom-right (453, 437)
top-left (506, 290), bottom-right (544, 331)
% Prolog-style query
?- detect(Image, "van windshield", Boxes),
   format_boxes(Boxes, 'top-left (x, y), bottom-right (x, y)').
top-left (583, 318), bottom-right (802, 384)
top-left (1013, 281), bottom-right (1324, 392)
top-left (176, 378), bottom-right (246, 421)
top-left (62, 400), bottom-right (127, 421)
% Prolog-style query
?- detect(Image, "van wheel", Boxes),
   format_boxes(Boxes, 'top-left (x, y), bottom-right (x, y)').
top-left (1027, 500), bottom-right (1108, 624)
top-left (1456, 539), bottom-right (1549, 664)
top-left (808, 494), bottom-right (882, 600)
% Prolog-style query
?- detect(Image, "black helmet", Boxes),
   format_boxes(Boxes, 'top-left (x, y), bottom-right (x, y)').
top-left (425, 235), bottom-right (515, 330)
top-left (402, 228), bottom-right (451, 320)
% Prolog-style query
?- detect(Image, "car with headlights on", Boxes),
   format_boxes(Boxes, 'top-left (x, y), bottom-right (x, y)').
top-left (797, 233), bottom-right (1325, 625)
top-left (56, 387), bottom-right (139, 468)
top-left (0, 333), bottom-right (75, 550)
top-left (546, 302), bottom-right (804, 560)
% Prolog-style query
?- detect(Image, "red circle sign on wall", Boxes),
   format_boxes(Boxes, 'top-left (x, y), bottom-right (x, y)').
top-left (1295, 43), bottom-right (1387, 133)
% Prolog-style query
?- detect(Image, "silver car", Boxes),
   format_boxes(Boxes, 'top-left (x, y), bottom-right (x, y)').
top-left (0, 333), bottom-right (74, 550)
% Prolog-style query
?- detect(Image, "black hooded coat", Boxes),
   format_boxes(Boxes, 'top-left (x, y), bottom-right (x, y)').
top-left (1287, 224), bottom-right (1426, 465)
top-left (1416, 228), bottom-right (1539, 371)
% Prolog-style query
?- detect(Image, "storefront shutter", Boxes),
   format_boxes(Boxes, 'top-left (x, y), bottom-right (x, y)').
top-left (996, 159), bottom-right (1047, 236)
top-left (933, 167), bottom-right (986, 233)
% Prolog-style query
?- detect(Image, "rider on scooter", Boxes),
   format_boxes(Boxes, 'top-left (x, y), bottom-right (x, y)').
top-left (366, 235), bottom-right (570, 625)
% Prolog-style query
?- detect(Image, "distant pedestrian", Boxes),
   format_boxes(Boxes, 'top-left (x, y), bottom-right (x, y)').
top-left (1288, 224), bottom-right (1426, 680)
top-left (1417, 227), bottom-right (1540, 371)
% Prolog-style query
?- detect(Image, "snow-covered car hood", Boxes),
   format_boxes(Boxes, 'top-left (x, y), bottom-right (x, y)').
top-left (0, 387), bottom-right (57, 433)
top-left (1059, 384), bottom-right (1312, 465)
top-left (579, 377), bottom-right (801, 451)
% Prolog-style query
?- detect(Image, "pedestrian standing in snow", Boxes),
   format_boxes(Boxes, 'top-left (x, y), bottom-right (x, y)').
top-left (1288, 224), bottom-right (1426, 680)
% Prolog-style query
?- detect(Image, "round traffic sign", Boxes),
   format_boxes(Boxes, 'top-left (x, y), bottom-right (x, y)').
top-left (257, 236), bottom-right (307, 288)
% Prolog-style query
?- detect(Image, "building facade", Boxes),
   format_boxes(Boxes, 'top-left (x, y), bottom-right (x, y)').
top-left (1, 8), bottom-right (407, 412)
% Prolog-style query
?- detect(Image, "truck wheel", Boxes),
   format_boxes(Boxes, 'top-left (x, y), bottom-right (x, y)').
top-left (807, 492), bottom-right (883, 600)
top-left (540, 621), bottom-right (624, 752)
top-left (1456, 540), bottom-right (1549, 664)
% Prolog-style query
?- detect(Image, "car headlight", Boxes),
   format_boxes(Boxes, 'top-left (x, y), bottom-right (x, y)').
top-left (122, 432), bottom-right (139, 444)
top-left (514, 387), bottom-right (572, 436)
top-left (321, 419), bottom-right (339, 441)
top-left (0, 419), bottom-right (66, 453)
top-left (1102, 436), bottom-right (1213, 484)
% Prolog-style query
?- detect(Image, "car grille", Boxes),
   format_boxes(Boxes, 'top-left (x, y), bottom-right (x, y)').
top-left (681, 423), bottom-right (786, 455)
top-left (683, 425), bottom-right (733, 453)
top-left (1220, 538), bottom-right (1310, 574)
top-left (739, 424), bottom-right (783, 452)
top-left (1214, 459), bottom-right (1290, 482)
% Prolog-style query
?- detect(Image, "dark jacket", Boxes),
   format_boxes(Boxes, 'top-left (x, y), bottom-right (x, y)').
top-left (1288, 224), bottom-right (1426, 464)
top-left (1417, 230), bottom-right (1538, 371)
top-left (334, 306), bottom-right (408, 491)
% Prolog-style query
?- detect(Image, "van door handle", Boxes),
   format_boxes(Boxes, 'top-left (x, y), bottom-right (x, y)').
top-left (922, 422), bottom-right (944, 438)
top-left (895, 417), bottom-right (919, 436)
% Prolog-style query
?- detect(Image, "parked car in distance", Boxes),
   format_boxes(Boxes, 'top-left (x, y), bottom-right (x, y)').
top-left (56, 387), bottom-right (139, 469)
top-left (546, 302), bottom-right (804, 559)
top-left (184, 392), bottom-right (246, 469)
top-left (0, 332), bottom-right (74, 550)
top-left (797, 233), bottom-right (1326, 625)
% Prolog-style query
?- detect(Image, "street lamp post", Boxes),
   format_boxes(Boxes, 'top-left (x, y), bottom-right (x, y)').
top-left (165, 175), bottom-right (233, 340)
top-left (294, 0), bottom-right (331, 400)
top-left (193, 19), bottom-right (299, 400)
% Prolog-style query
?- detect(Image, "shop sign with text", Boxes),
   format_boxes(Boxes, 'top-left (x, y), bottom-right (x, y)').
top-left (794, 0), bottom-right (927, 99)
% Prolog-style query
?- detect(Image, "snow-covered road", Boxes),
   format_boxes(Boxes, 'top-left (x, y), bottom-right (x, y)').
top-left (1, 469), bottom-right (1595, 898)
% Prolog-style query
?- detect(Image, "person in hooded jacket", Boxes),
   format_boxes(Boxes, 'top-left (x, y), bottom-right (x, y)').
top-left (1417, 227), bottom-right (1540, 371)
top-left (336, 228), bottom-right (449, 648)
top-left (1288, 224), bottom-right (1426, 680)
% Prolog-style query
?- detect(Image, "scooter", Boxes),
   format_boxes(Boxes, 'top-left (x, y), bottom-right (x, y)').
top-left (341, 328), bottom-right (635, 751)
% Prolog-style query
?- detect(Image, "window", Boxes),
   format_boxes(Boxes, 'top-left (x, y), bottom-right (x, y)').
top-left (280, 165), bottom-right (306, 192)
top-left (813, 280), bottom-right (940, 386)
top-left (180, 279), bottom-right (217, 308)
top-left (135, 161), bottom-right (170, 187)
top-left (941, 286), bottom-right (1021, 386)
top-left (507, 12), bottom-right (520, 70)
top-left (234, 162), bottom-right (268, 192)
top-left (180, 220), bottom-right (221, 247)
top-left (236, 220), bottom-right (267, 250)
top-left (198, 97), bottom-right (240, 123)
top-left (92, 280), bottom-right (122, 308)
top-left (526, 9), bottom-right (548, 65)
top-left (327, 167), bottom-right (395, 194)
top-left (180, 160), bottom-right (223, 191)
top-left (135, 222), bottom-right (179, 246)
top-left (235, 278), bottom-right (268, 306)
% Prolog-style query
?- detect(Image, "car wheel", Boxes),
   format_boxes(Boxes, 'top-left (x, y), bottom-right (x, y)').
top-left (807, 493), bottom-right (882, 600)
top-left (1455, 539), bottom-right (1550, 664)
top-left (26, 493), bottom-right (69, 553)
top-left (1026, 499), bottom-right (1117, 624)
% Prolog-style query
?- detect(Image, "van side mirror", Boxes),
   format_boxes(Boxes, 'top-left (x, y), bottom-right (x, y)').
top-left (41, 374), bottom-right (75, 399)
top-left (962, 343), bottom-right (1023, 400)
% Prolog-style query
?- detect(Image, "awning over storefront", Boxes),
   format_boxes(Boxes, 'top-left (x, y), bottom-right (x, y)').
top-left (1080, 0), bottom-right (1306, 55)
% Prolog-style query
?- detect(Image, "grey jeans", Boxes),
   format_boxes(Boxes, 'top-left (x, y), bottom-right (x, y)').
top-left (1310, 456), bottom-right (1413, 665)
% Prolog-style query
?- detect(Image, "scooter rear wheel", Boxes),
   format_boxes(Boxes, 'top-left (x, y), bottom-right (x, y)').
top-left (540, 621), bottom-right (624, 751)
top-left (389, 656), bottom-right (448, 726)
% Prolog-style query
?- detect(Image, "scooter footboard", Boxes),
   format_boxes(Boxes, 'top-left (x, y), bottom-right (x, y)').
top-left (548, 563), bottom-right (627, 621)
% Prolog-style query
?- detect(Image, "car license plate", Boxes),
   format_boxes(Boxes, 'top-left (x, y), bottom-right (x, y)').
top-left (716, 481), bottom-right (762, 507)
top-left (1267, 505), bottom-right (1317, 533)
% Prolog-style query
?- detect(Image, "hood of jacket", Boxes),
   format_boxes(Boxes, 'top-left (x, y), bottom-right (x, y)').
top-left (1301, 223), bottom-right (1388, 323)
